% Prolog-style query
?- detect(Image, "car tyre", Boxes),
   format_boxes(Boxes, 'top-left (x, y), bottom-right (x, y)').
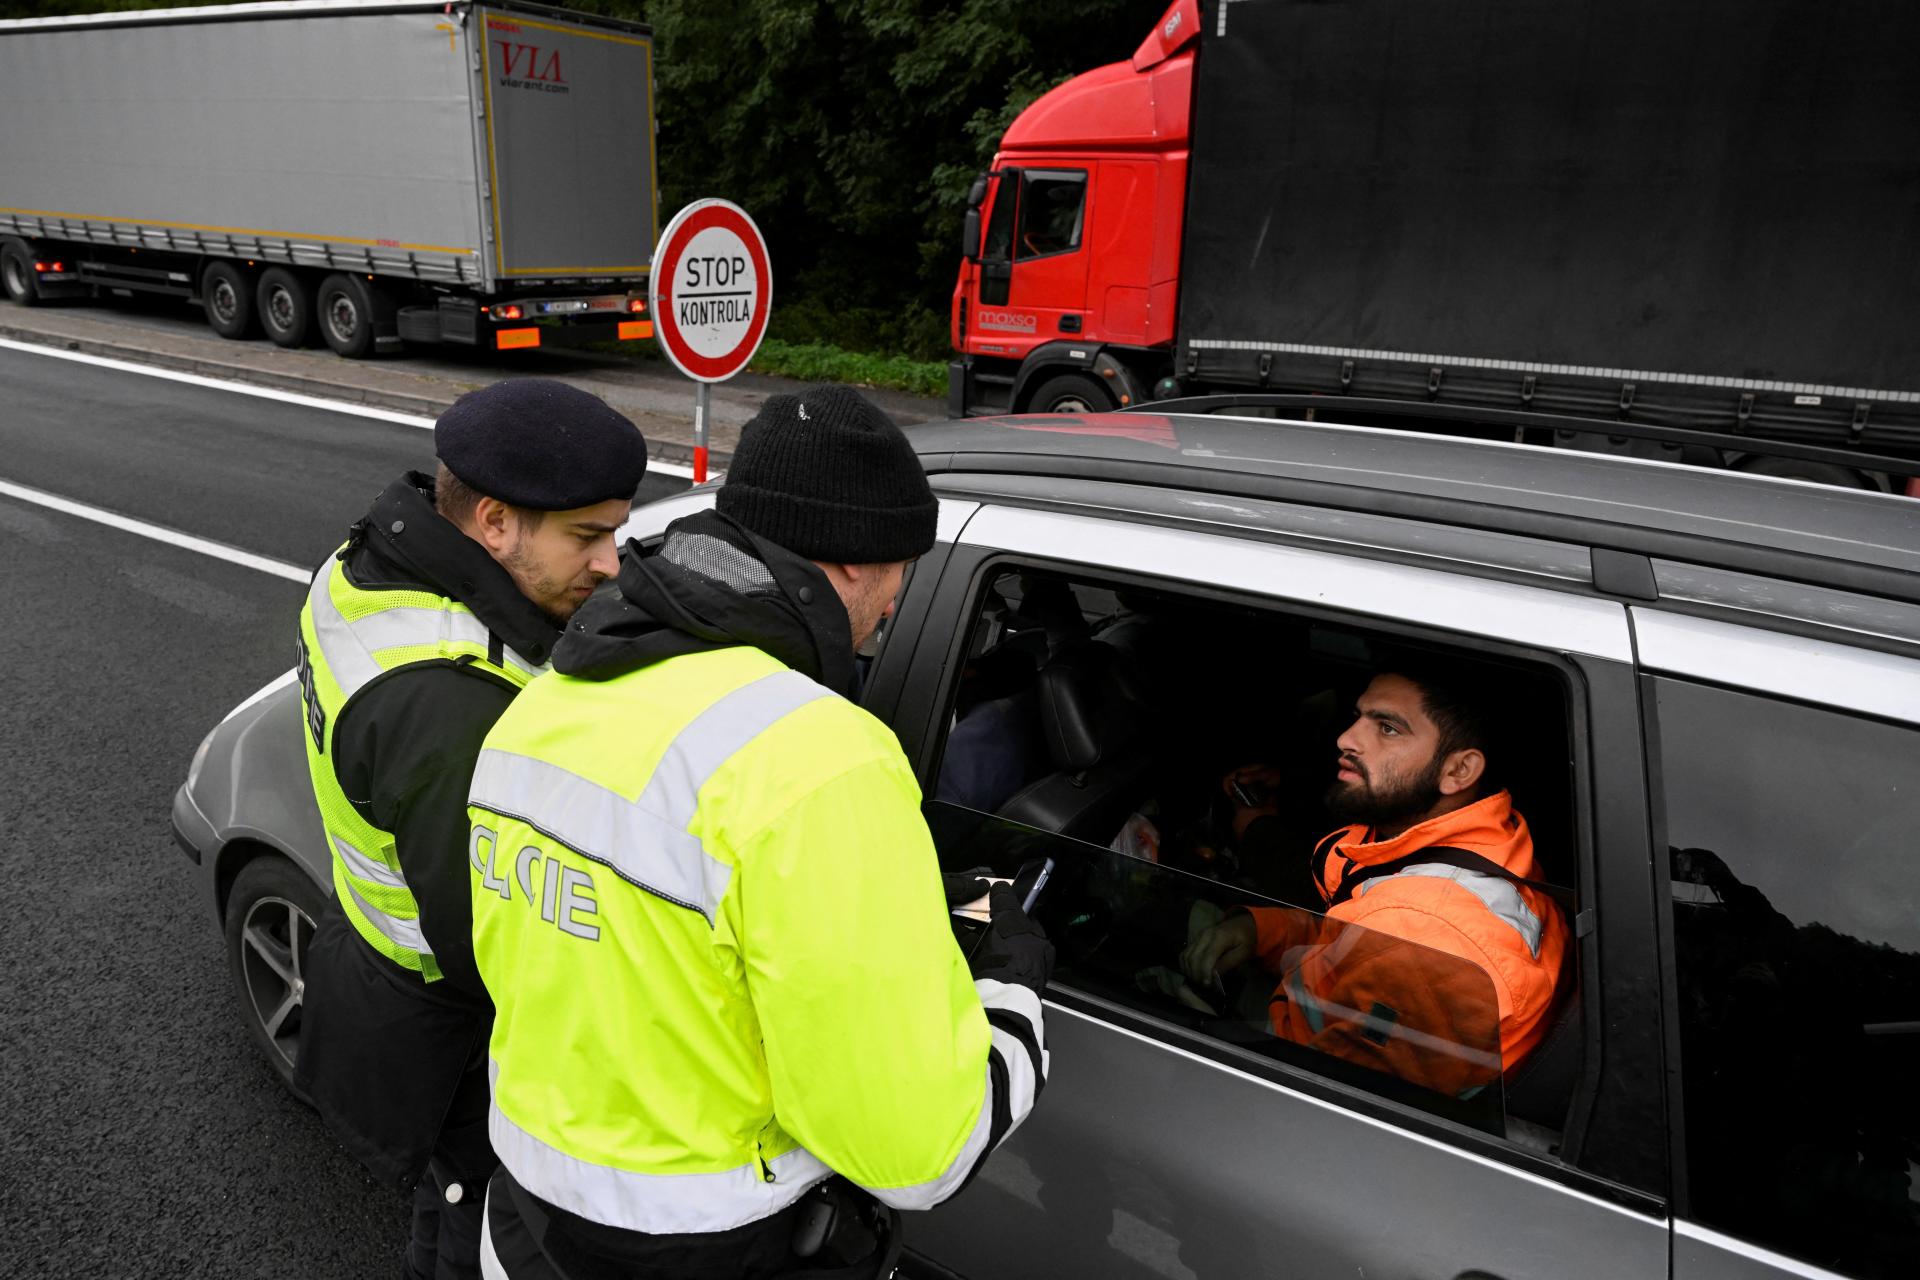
top-left (1026, 371), bottom-right (1114, 414)
top-left (223, 855), bottom-right (325, 1099)
top-left (256, 267), bottom-right (313, 348)
top-left (316, 272), bottom-right (390, 358)
top-left (1736, 455), bottom-right (1876, 491)
top-left (1, 238), bottom-right (44, 307)
top-left (200, 260), bottom-right (256, 339)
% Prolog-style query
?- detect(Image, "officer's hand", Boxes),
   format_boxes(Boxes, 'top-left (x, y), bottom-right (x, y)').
top-left (941, 866), bottom-right (996, 908)
top-left (1180, 910), bottom-right (1257, 987)
top-left (972, 883), bottom-right (1054, 996)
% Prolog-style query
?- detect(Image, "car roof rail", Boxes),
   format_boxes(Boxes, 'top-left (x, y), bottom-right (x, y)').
top-left (1129, 393), bottom-right (1920, 483)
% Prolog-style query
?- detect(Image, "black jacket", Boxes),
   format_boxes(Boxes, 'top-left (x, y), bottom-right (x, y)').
top-left (295, 472), bottom-right (561, 1191)
top-left (555, 509), bottom-right (857, 695)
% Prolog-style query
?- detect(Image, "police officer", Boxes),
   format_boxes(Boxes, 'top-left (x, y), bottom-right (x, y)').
top-left (294, 378), bottom-right (649, 1280)
top-left (466, 385), bottom-right (1053, 1278)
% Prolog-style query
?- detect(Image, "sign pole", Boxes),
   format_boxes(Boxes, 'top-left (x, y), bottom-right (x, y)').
top-left (693, 381), bottom-right (712, 483)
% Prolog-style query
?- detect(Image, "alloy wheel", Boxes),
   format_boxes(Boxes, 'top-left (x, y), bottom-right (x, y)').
top-left (237, 894), bottom-right (312, 1073)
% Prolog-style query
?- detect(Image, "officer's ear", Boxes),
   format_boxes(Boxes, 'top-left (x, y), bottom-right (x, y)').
top-left (469, 495), bottom-right (518, 557)
top-left (1437, 747), bottom-right (1486, 797)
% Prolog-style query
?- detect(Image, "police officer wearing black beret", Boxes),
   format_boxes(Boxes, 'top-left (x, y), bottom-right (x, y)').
top-left (293, 378), bottom-right (648, 1280)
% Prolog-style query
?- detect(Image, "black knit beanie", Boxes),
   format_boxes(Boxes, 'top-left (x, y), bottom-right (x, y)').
top-left (717, 385), bottom-right (937, 563)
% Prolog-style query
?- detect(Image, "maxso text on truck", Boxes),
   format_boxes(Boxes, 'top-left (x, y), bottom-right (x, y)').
top-left (949, 0), bottom-right (1920, 492)
top-left (0, 0), bottom-right (657, 357)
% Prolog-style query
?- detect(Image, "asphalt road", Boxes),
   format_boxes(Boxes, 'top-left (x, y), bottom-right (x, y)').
top-left (0, 344), bottom-right (687, 1277)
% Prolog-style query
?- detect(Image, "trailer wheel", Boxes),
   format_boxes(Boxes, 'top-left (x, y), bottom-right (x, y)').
top-left (316, 273), bottom-right (386, 358)
top-left (201, 260), bottom-right (256, 339)
top-left (1026, 371), bottom-right (1114, 414)
top-left (1, 239), bottom-right (43, 307)
top-left (1735, 455), bottom-right (1877, 491)
top-left (257, 268), bottom-right (313, 348)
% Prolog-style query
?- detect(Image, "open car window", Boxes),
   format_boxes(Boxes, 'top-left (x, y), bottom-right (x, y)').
top-left (929, 802), bottom-right (1509, 1133)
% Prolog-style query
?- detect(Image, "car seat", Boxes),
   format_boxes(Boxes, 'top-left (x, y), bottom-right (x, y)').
top-left (995, 640), bottom-right (1155, 846)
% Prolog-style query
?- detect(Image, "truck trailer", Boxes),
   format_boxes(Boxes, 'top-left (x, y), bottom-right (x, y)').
top-left (948, 0), bottom-right (1920, 491)
top-left (0, 0), bottom-right (657, 357)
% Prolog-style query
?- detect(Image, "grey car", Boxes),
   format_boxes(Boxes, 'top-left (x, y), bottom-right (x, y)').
top-left (174, 406), bottom-right (1920, 1280)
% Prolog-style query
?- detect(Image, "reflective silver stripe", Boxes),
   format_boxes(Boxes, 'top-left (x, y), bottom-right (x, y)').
top-left (478, 1192), bottom-right (507, 1280)
top-left (489, 1065), bottom-right (830, 1233)
top-left (468, 669), bottom-right (832, 922)
top-left (1364, 863), bottom-right (1545, 957)
top-left (307, 558), bottom-right (545, 699)
top-left (333, 833), bottom-right (409, 891)
top-left (341, 874), bottom-right (433, 957)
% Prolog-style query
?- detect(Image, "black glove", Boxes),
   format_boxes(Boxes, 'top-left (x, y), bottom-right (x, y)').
top-left (971, 882), bottom-right (1055, 995)
top-left (941, 866), bottom-right (995, 908)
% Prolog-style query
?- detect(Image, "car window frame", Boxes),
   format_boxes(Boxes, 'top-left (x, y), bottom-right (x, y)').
top-left (891, 507), bottom-right (1667, 1217)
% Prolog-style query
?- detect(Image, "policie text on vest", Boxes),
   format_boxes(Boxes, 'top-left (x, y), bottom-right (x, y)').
top-left (471, 824), bottom-right (601, 941)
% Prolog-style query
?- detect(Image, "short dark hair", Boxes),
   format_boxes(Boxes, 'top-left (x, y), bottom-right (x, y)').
top-left (1379, 655), bottom-right (1501, 787)
top-left (434, 462), bottom-right (543, 533)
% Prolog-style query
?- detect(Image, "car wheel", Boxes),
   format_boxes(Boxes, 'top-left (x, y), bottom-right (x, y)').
top-left (200, 260), bottom-right (256, 339)
top-left (1, 238), bottom-right (43, 306)
top-left (1026, 371), bottom-right (1114, 414)
top-left (223, 855), bottom-right (324, 1097)
top-left (316, 272), bottom-right (385, 358)
top-left (256, 267), bottom-right (313, 348)
top-left (1736, 455), bottom-right (1877, 491)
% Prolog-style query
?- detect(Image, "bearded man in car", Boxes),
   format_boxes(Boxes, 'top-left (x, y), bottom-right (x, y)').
top-left (1182, 663), bottom-right (1569, 1097)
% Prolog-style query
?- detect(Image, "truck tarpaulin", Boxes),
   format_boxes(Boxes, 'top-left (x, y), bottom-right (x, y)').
top-left (1178, 0), bottom-right (1920, 436)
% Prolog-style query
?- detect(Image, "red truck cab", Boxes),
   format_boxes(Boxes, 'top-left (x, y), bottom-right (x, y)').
top-left (949, 0), bottom-right (1197, 416)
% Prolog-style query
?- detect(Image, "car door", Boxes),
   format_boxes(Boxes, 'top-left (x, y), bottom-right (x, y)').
top-left (890, 503), bottom-right (1671, 1280)
top-left (1636, 610), bottom-right (1920, 1280)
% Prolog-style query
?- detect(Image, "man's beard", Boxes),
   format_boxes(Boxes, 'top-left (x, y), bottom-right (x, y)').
top-left (1324, 752), bottom-right (1445, 831)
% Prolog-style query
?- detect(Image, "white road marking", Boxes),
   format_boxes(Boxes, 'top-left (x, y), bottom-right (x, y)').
top-left (0, 335), bottom-right (699, 478)
top-left (0, 477), bottom-right (311, 583)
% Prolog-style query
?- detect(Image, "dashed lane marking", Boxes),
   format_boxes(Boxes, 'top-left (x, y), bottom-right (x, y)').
top-left (0, 336), bottom-right (699, 479)
top-left (0, 477), bottom-right (310, 583)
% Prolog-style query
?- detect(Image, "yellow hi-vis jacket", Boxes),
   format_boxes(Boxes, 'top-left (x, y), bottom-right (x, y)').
top-left (298, 545), bottom-right (540, 979)
top-left (467, 643), bottom-right (1048, 1235)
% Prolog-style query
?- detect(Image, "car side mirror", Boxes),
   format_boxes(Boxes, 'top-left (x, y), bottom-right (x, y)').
top-left (962, 208), bottom-right (982, 262)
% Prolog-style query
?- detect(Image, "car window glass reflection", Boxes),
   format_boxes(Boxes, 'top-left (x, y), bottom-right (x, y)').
top-left (1657, 678), bottom-right (1920, 1278)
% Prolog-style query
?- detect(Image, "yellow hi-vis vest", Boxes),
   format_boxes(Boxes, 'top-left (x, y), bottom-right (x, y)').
top-left (468, 643), bottom-right (1047, 1235)
top-left (297, 547), bottom-right (543, 980)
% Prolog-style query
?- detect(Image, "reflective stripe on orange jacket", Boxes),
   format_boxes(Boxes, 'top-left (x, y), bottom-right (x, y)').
top-left (1245, 790), bottom-right (1568, 1096)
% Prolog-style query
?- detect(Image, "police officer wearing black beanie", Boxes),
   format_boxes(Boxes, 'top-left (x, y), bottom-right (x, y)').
top-left (474, 387), bottom-right (1053, 1278)
top-left (294, 378), bottom-right (648, 1280)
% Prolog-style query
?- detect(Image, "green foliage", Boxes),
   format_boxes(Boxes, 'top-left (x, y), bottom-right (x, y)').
top-left (747, 338), bottom-right (945, 398)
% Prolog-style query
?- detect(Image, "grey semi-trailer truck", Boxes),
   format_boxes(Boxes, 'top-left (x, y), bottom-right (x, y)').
top-left (0, 0), bottom-right (658, 357)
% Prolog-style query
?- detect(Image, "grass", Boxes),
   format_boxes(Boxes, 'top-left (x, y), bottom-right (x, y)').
top-left (744, 338), bottom-right (946, 398)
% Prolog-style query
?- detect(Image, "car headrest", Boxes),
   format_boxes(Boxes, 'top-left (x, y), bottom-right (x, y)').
top-left (1037, 641), bottom-right (1147, 774)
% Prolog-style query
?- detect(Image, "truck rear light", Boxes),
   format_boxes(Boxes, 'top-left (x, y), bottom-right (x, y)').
top-left (36, 261), bottom-right (64, 272)
top-left (627, 298), bottom-right (646, 313)
top-left (495, 327), bottom-right (540, 350)
top-left (618, 320), bottom-right (653, 341)
top-left (490, 303), bottom-right (524, 321)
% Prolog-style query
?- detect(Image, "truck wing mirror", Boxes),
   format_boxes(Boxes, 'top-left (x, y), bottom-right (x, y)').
top-left (967, 175), bottom-right (989, 208)
top-left (962, 208), bottom-right (982, 262)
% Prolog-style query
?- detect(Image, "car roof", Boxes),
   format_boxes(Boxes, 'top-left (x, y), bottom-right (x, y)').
top-left (911, 411), bottom-right (1920, 606)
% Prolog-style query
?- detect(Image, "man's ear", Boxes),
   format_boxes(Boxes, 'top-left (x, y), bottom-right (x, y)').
top-left (470, 495), bottom-right (516, 556)
top-left (1437, 747), bottom-right (1486, 797)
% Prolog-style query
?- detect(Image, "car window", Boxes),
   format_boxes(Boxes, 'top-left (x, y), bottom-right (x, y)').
top-left (928, 564), bottom-right (1586, 1147)
top-left (1654, 678), bottom-right (1920, 1277)
top-left (930, 802), bottom-right (1508, 1131)
top-left (982, 171), bottom-right (1018, 263)
top-left (1014, 170), bottom-right (1086, 261)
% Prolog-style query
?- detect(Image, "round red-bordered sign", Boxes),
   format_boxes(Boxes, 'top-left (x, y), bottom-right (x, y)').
top-left (649, 199), bottom-right (773, 383)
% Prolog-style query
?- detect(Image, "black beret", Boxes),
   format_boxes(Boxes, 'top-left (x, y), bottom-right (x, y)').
top-left (435, 378), bottom-right (648, 510)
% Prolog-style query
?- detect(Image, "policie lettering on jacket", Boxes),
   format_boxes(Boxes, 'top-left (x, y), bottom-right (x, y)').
top-left (470, 824), bottom-right (601, 941)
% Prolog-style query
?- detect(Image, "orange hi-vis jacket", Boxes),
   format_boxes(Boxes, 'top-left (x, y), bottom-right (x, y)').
top-left (1245, 791), bottom-right (1568, 1097)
